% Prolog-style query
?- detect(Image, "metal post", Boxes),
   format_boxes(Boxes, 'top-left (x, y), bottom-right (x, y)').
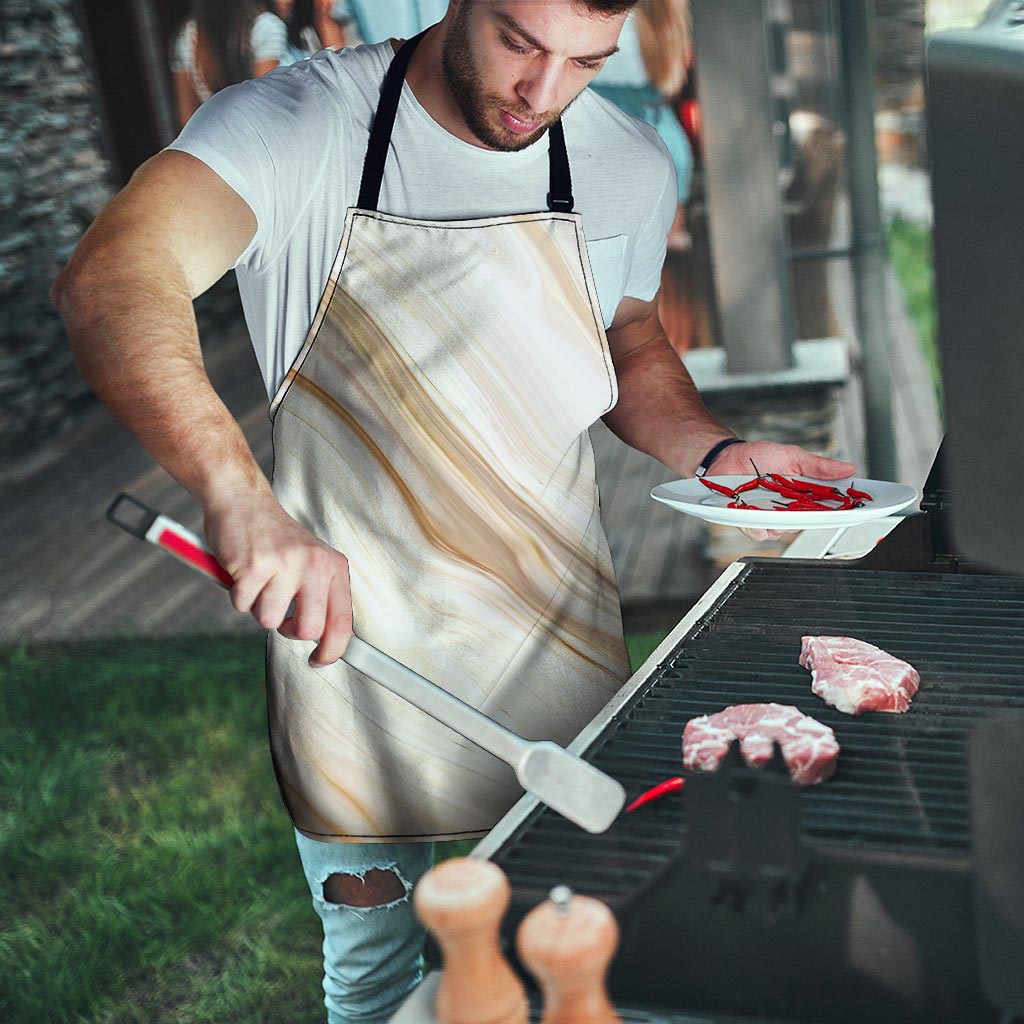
top-left (837, 1), bottom-right (899, 480)
top-left (131, 0), bottom-right (179, 149)
top-left (690, 0), bottom-right (794, 374)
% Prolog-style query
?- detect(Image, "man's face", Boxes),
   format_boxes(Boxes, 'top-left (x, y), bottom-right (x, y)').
top-left (441, 1), bottom-right (627, 151)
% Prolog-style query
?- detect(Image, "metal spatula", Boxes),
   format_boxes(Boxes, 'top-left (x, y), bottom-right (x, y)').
top-left (106, 493), bottom-right (626, 834)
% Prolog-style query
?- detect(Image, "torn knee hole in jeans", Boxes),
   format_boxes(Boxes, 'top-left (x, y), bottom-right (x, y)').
top-left (322, 867), bottom-right (411, 910)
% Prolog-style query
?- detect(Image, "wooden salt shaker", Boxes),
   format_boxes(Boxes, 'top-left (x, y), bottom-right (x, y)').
top-left (517, 885), bottom-right (621, 1024)
top-left (413, 857), bottom-right (528, 1024)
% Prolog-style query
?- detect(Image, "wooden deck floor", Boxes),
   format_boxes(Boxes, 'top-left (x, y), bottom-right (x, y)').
top-left (1, 328), bottom-right (273, 642)
top-left (0, 319), bottom-right (704, 643)
top-left (2, 248), bottom-right (940, 644)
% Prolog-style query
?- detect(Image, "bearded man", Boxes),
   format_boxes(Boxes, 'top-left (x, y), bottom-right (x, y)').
top-left (51, 2), bottom-right (855, 1020)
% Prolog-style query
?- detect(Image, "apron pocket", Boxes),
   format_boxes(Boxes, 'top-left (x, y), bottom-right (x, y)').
top-left (585, 234), bottom-right (628, 329)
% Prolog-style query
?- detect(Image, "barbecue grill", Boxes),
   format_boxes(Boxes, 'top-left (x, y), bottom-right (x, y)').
top-left (472, 449), bottom-right (1024, 1022)
top-left (393, 9), bottom-right (1024, 1022)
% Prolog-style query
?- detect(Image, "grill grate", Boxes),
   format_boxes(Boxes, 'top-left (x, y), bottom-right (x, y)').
top-left (493, 564), bottom-right (1024, 901)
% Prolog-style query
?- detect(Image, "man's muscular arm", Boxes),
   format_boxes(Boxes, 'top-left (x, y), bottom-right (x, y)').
top-left (51, 151), bottom-right (352, 665)
top-left (602, 295), bottom-right (735, 478)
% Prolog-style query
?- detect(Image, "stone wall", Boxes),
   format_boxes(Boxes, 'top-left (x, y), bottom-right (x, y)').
top-left (0, 0), bottom-right (116, 460)
top-left (0, 0), bottom-right (246, 463)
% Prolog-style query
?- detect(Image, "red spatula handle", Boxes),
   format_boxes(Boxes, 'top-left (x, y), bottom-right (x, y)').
top-left (106, 492), bottom-right (234, 589)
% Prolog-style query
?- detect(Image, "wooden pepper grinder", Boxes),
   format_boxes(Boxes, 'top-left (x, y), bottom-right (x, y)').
top-left (516, 885), bottom-right (621, 1024)
top-left (413, 857), bottom-right (528, 1024)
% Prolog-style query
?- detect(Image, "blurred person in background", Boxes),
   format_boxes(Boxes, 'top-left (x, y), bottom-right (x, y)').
top-left (275, 2), bottom-right (458, 66)
top-left (335, 0), bottom-right (449, 45)
top-left (171, 0), bottom-right (289, 127)
top-left (277, 0), bottom-right (350, 63)
top-left (591, 0), bottom-right (692, 244)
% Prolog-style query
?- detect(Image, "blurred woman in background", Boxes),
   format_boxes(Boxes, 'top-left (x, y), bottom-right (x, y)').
top-left (591, 0), bottom-right (693, 212)
top-left (171, 1), bottom-right (289, 127)
top-left (591, 0), bottom-right (695, 351)
top-left (278, 0), bottom-right (350, 64)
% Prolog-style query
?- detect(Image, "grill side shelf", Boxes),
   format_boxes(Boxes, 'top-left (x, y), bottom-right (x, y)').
top-left (474, 562), bottom-right (752, 863)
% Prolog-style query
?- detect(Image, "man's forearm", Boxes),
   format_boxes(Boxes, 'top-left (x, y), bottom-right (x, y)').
top-left (602, 331), bottom-right (735, 478)
top-left (52, 256), bottom-right (271, 513)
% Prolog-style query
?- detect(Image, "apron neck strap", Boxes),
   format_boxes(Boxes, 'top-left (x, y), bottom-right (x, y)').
top-left (546, 120), bottom-right (573, 214)
top-left (357, 29), bottom-right (575, 215)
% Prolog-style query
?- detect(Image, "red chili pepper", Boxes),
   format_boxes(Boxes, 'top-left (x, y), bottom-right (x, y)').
top-left (734, 478), bottom-right (762, 494)
top-left (626, 776), bottom-right (685, 813)
top-left (761, 479), bottom-right (826, 502)
top-left (768, 473), bottom-right (815, 494)
top-left (758, 478), bottom-right (802, 497)
top-left (847, 486), bottom-right (873, 501)
top-left (772, 473), bottom-right (844, 498)
top-left (806, 496), bottom-right (841, 510)
top-left (775, 498), bottom-right (835, 511)
top-left (699, 477), bottom-right (737, 498)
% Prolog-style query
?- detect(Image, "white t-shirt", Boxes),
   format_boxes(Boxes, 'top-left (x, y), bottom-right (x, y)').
top-left (166, 40), bottom-right (677, 400)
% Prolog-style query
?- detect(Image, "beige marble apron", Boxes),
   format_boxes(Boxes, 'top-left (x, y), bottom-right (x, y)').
top-left (265, 31), bottom-right (631, 842)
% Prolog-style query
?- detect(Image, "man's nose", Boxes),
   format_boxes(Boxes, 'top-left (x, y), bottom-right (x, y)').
top-left (517, 63), bottom-right (562, 117)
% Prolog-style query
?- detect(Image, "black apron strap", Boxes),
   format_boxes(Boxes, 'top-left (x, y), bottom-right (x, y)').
top-left (357, 30), bottom-right (575, 215)
top-left (357, 29), bottom-right (428, 212)
top-left (546, 119), bottom-right (574, 213)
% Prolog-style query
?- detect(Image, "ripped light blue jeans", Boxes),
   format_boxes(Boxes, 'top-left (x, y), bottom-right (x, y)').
top-left (294, 828), bottom-right (436, 1024)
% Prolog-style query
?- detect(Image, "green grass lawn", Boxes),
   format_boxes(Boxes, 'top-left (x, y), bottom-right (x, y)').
top-left (0, 630), bottom-right (667, 1023)
top-left (887, 215), bottom-right (942, 408)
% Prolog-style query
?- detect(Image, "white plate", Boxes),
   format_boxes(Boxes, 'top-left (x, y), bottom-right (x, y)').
top-left (650, 476), bottom-right (920, 530)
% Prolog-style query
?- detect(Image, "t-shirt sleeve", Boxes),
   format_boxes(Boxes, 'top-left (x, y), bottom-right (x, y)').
top-left (164, 68), bottom-right (338, 273)
top-left (251, 12), bottom-right (289, 62)
top-left (623, 129), bottom-right (678, 302)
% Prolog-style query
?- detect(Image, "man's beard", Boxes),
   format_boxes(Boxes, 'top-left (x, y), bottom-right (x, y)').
top-left (441, 4), bottom-right (561, 151)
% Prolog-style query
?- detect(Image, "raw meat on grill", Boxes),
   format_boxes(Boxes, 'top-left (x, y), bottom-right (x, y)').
top-left (682, 703), bottom-right (840, 785)
top-left (799, 635), bottom-right (920, 716)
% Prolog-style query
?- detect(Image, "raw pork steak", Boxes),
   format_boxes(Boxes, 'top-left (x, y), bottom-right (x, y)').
top-left (799, 636), bottom-right (920, 716)
top-left (682, 703), bottom-right (840, 786)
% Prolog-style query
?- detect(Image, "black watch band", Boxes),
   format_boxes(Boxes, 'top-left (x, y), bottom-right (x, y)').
top-left (695, 437), bottom-right (745, 478)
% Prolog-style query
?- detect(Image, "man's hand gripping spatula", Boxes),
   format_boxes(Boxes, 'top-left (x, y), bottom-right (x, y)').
top-left (106, 493), bottom-right (626, 834)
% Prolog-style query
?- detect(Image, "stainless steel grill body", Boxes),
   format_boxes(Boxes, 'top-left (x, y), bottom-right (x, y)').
top-left (478, 559), bottom-right (1024, 1023)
